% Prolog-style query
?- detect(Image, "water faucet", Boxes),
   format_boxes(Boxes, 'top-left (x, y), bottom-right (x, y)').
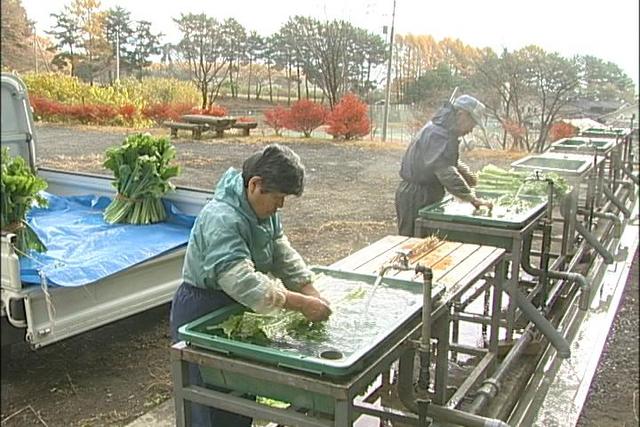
top-left (525, 169), bottom-right (545, 183)
top-left (378, 250), bottom-right (412, 277)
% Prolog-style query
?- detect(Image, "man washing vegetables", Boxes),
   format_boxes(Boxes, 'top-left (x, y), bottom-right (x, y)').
top-left (395, 94), bottom-right (494, 236)
top-left (170, 143), bottom-right (331, 427)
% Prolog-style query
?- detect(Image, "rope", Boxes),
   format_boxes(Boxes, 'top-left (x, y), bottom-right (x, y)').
top-left (11, 246), bottom-right (56, 328)
top-left (1, 221), bottom-right (25, 234)
top-left (115, 193), bottom-right (143, 203)
top-left (39, 271), bottom-right (56, 329)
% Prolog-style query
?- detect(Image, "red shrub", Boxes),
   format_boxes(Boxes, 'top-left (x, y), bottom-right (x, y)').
top-left (118, 104), bottom-right (137, 121)
top-left (284, 100), bottom-right (327, 137)
top-left (190, 105), bottom-right (228, 117)
top-left (30, 96), bottom-right (64, 120)
top-left (325, 93), bottom-right (371, 140)
top-left (549, 121), bottom-right (578, 142)
top-left (142, 102), bottom-right (194, 123)
top-left (64, 103), bottom-right (117, 124)
top-left (263, 106), bottom-right (289, 136)
top-left (502, 119), bottom-right (526, 139)
top-left (236, 116), bottom-right (256, 123)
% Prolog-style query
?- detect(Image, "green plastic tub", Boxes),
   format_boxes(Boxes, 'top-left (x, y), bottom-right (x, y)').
top-left (550, 137), bottom-right (615, 154)
top-left (580, 128), bottom-right (626, 138)
top-left (418, 192), bottom-right (547, 230)
top-left (179, 267), bottom-right (438, 413)
top-left (511, 153), bottom-right (594, 178)
top-left (417, 192), bottom-right (547, 248)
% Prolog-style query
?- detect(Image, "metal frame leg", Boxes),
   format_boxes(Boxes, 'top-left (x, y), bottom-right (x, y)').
top-left (450, 299), bottom-right (460, 362)
top-left (489, 260), bottom-right (506, 355)
top-left (434, 308), bottom-right (451, 405)
top-left (334, 398), bottom-right (353, 427)
top-left (171, 350), bottom-right (192, 427)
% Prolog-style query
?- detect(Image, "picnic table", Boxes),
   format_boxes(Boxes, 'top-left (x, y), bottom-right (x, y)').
top-left (181, 115), bottom-right (237, 138)
top-left (162, 121), bottom-right (206, 139)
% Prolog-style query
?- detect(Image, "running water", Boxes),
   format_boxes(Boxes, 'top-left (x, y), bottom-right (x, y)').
top-left (513, 180), bottom-right (528, 199)
top-left (363, 273), bottom-right (386, 318)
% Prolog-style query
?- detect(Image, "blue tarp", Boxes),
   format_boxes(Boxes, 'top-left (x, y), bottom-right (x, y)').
top-left (19, 193), bottom-right (196, 287)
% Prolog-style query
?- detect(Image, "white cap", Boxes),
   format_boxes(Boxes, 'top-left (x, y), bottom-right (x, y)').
top-left (453, 95), bottom-right (486, 130)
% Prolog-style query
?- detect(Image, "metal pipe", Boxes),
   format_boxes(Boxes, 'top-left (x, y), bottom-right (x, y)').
top-left (622, 165), bottom-right (639, 185)
top-left (418, 399), bottom-right (511, 427)
top-left (574, 221), bottom-right (614, 264)
top-left (496, 273), bottom-right (570, 358)
top-left (527, 250), bottom-right (561, 258)
top-left (602, 178), bottom-right (634, 191)
top-left (602, 184), bottom-right (631, 218)
top-left (522, 232), bottom-right (591, 311)
top-left (416, 263), bottom-right (433, 390)
top-left (468, 325), bottom-right (535, 415)
top-left (577, 209), bottom-right (622, 238)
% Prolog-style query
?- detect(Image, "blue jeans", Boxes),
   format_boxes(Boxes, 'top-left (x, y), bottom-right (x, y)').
top-left (170, 282), bottom-right (252, 427)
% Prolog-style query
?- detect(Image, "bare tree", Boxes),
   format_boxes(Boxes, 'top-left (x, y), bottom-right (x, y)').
top-left (174, 13), bottom-right (228, 108)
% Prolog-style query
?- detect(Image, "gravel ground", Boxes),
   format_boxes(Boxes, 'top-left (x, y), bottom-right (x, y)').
top-left (0, 124), bottom-right (637, 426)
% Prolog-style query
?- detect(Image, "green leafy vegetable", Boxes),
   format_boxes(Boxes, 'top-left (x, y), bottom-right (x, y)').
top-left (476, 164), bottom-right (570, 201)
top-left (207, 310), bottom-right (327, 345)
top-left (1, 147), bottom-right (48, 253)
top-left (103, 133), bottom-right (180, 224)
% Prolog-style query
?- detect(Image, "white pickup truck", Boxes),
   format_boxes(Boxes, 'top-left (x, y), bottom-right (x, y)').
top-left (0, 73), bottom-right (209, 350)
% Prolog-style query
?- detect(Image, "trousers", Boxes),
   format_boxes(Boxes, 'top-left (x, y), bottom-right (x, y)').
top-left (170, 282), bottom-right (252, 427)
top-left (395, 180), bottom-right (444, 237)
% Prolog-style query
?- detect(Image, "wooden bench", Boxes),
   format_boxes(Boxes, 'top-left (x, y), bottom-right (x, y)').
top-left (231, 122), bottom-right (258, 136)
top-left (163, 121), bottom-right (206, 140)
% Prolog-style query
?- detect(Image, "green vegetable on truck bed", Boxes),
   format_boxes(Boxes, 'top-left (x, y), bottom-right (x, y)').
top-left (103, 133), bottom-right (180, 224)
top-left (1, 147), bottom-right (48, 253)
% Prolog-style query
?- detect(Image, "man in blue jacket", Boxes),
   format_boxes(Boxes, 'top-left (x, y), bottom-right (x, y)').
top-left (170, 144), bottom-right (331, 426)
top-left (395, 94), bottom-right (494, 236)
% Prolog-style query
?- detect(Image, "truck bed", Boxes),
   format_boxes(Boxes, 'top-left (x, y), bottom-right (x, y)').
top-left (1, 168), bottom-right (211, 349)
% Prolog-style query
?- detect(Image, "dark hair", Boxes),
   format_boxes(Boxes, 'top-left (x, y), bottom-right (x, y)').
top-left (242, 144), bottom-right (305, 196)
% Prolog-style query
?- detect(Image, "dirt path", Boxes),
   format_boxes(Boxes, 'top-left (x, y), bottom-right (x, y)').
top-left (0, 124), bottom-right (637, 426)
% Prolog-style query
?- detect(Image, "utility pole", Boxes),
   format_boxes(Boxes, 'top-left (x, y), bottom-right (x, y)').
top-left (381, 0), bottom-right (396, 142)
top-left (115, 29), bottom-right (120, 82)
top-left (33, 26), bottom-right (38, 73)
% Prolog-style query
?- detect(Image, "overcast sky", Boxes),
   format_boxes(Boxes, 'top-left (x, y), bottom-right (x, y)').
top-left (22, 0), bottom-right (639, 90)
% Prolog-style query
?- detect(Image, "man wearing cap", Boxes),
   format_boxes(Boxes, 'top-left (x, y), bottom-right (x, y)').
top-left (395, 94), bottom-right (493, 236)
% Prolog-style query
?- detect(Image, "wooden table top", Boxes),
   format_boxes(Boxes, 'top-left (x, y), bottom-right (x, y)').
top-left (329, 235), bottom-right (505, 291)
top-left (181, 114), bottom-right (236, 126)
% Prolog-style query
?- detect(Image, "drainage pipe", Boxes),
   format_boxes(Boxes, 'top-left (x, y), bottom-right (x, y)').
top-left (574, 221), bottom-right (614, 264)
top-left (522, 232), bottom-right (591, 311)
top-left (602, 184), bottom-right (631, 218)
top-left (397, 369), bottom-right (511, 427)
top-left (496, 274), bottom-right (570, 358)
top-left (420, 401), bottom-right (511, 427)
top-left (577, 209), bottom-right (622, 238)
top-left (467, 325), bottom-right (535, 415)
top-left (416, 263), bottom-right (432, 390)
top-left (622, 165), bottom-right (639, 185)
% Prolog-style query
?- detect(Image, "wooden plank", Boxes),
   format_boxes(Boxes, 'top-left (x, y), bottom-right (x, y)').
top-left (432, 244), bottom-right (481, 281)
top-left (437, 247), bottom-right (505, 306)
top-left (436, 245), bottom-right (497, 287)
top-left (351, 237), bottom-right (425, 276)
top-left (453, 247), bottom-right (504, 287)
top-left (391, 241), bottom-right (463, 282)
top-left (330, 235), bottom-right (409, 271)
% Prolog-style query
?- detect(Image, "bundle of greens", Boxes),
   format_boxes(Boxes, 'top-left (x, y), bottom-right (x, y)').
top-left (103, 133), bottom-right (180, 224)
top-left (0, 147), bottom-right (48, 253)
top-left (208, 310), bottom-right (328, 345)
top-left (476, 164), bottom-right (570, 201)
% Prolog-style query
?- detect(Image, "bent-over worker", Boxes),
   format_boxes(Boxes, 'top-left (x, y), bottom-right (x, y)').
top-left (395, 94), bottom-right (493, 236)
top-left (170, 143), bottom-right (331, 427)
